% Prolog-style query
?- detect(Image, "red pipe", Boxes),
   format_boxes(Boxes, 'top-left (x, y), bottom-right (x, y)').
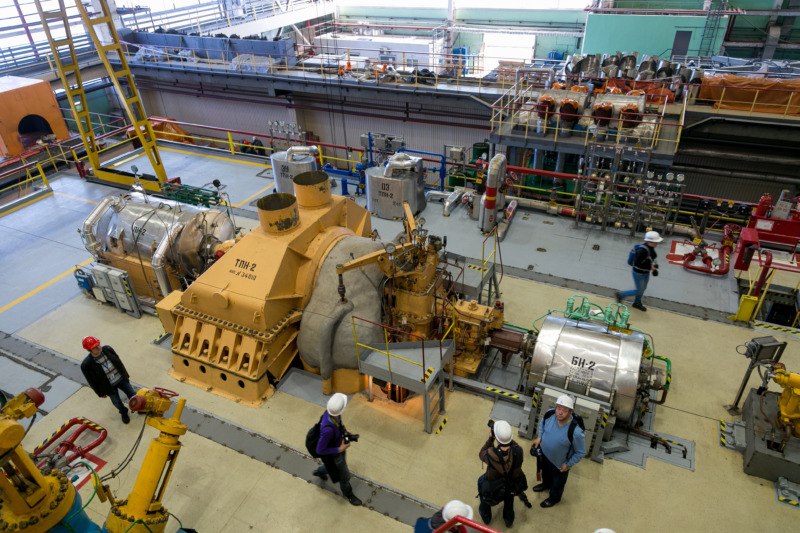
top-left (753, 250), bottom-right (773, 297)
top-left (682, 245), bottom-right (732, 275)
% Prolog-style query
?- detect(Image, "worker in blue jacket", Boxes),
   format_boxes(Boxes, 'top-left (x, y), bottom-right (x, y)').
top-left (313, 393), bottom-right (362, 506)
top-left (530, 395), bottom-right (586, 508)
top-left (616, 230), bottom-right (663, 311)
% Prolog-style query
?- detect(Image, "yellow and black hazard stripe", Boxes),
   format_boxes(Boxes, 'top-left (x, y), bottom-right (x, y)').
top-left (719, 419), bottom-right (727, 446)
top-left (600, 412), bottom-right (609, 429)
top-left (532, 391), bottom-right (539, 409)
top-left (486, 387), bottom-right (519, 399)
top-left (754, 321), bottom-right (800, 336)
top-left (153, 331), bottom-right (170, 344)
top-left (420, 367), bottom-right (435, 383)
top-left (467, 265), bottom-right (489, 273)
top-left (779, 496), bottom-right (799, 506)
top-left (436, 417), bottom-right (448, 434)
top-left (76, 417), bottom-right (106, 433)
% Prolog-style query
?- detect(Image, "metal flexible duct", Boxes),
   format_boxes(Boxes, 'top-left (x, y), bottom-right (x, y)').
top-left (152, 224), bottom-right (183, 298)
top-left (81, 196), bottom-right (118, 257)
top-left (444, 189), bottom-right (464, 216)
top-left (383, 152), bottom-right (421, 177)
top-left (286, 145), bottom-right (319, 160)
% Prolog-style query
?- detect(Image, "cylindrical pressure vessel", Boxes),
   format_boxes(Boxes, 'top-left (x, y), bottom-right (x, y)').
top-left (527, 315), bottom-right (646, 421)
top-left (269, 151), bottom-right (318, 194)
top-left (82, 193), bottom-right (235, 276)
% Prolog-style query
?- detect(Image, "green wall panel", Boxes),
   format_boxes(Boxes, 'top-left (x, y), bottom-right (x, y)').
top-left (583, 14), bottom-right (726, 56)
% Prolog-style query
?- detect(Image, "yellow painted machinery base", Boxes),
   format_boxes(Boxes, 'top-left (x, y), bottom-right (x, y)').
top-left (104, 501), bottom-right (168, 533)
top-left (0, 470), bottom-right (76, 533)
top-left (168, 363), bottom-right (275, 407)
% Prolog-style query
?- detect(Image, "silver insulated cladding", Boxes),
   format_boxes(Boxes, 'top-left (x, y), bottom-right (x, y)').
top-left (528, 315), bottom-right (645, 421)
top-left (365, 152), bottom-right (426, 219)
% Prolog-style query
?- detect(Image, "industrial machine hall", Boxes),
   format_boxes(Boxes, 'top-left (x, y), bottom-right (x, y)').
top-left (5, 0), bottom-right (800, 531)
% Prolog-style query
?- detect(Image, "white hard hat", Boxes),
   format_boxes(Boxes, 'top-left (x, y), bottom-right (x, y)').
top-left (643, 230), bottom-right (663, 243)
top-left (556, 394), bottom-right (575, 410)
top-left (442, 500), bottom-right (474, 522)
top-left (593, 530), bottom-right (617, 533)
top-left (493, 420), bottom-right (513, 445)
top-left (327, 393), bottom-right (348, 416)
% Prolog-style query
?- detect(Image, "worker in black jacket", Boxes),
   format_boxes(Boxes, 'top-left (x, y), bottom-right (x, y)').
top-left (478, 420), bottom-right (526, 528)
top-left (616, 230), bottom-right (663, 312)
top-left (80, 336), bottom-right (136, 423)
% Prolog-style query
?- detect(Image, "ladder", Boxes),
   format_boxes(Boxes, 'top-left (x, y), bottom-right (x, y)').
top-left (698, 0), bottom-right (728, 57)
top-left (34, 0), bottom-right (168, 190)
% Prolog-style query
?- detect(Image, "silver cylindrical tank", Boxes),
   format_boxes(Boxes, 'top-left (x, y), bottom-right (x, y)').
top-left (365, 152), bottom-right (426, 219)
top-left (82, 192), bottom-right (235, 277)
top-left (269, 150), bottom-right (318, 194)
top-left (528, 315), bottom-right (645, 421)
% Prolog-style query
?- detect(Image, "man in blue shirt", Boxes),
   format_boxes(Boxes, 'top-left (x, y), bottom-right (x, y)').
top-left (313, 393), bottom-right (362, 506)
top-left (530, 394), bottom-right (586, 508)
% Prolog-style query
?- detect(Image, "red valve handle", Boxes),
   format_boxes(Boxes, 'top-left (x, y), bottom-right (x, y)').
top-left (154, 387), bottom-right (178, 399)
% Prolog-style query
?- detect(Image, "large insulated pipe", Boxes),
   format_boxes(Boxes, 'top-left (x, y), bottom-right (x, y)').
top-left (482, 154), bottom-right (507, 233)
top-left (152, 224), bottom-right (183, 297)
top-left (286, 145), bottom-right (320, 160)
top-left (443, 189), bottom-right (465, 216)
top-left (384, 152), bottom-right (420, 177)
top-left (425, 190), bottom-right (450, 202)
top-left (81, 196), bottom-right (117, 257)
top-left (319, 300), bottom-right (355, 391)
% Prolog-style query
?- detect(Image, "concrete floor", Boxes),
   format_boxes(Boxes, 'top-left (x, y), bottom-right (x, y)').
top-left (2, 147), bottom-right (799, 532)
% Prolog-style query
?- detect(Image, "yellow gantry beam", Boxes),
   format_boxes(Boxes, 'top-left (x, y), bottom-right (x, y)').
top-left (34, 0), bottom-right (101, 173)
top-left (73, 0), bottom-right (167, 183)
top-left (34, 0), bottom-right (168, 187)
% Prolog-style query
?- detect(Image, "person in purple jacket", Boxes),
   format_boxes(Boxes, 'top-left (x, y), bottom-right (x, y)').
top-left (312, 393), bottom-right (362, 506)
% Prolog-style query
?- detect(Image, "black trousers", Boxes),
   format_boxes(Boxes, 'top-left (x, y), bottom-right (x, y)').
top-left (540, 452), bottom-right (570, 503)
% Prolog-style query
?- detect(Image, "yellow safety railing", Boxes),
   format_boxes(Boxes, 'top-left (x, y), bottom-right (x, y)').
top-left (0, 162), bottom-right (52, 212)
top-left (350, 313), bottom-right (455, 381)
top-left (351, 316), bottom-right (425, 377)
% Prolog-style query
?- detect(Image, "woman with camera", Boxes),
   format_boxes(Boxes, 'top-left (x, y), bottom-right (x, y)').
top-left (312, 393), bottom-right (363, 506)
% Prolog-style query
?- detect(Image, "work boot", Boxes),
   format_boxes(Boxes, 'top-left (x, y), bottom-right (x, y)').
top-left (121, 411), bottom-right (130, 424)
top-left (347, 494), bottom-right (362, 506)
top-left (312, 468), bottom-right (328, 481)
top-left (615, 292), bottom-right (622, 303)
top-left (632, 302), bottom-right (647, 311)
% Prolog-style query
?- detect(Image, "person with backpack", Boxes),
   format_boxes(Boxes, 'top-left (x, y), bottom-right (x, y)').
top-left (308, 393), bottom-right (363, 506)
top-left (616, 230), bottom-right (664, 312)
top-left (477, 420), bottom-right (526, 528)
top-left (530, 395), bottom-right (586, 508)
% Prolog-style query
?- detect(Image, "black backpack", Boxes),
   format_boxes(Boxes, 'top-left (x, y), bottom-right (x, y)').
top-left (305, 414), bottom-right (324, 458)
top-left (542, 409), bottom-right (585, 447)
top-left (478, 445), bottom-right (525, 506)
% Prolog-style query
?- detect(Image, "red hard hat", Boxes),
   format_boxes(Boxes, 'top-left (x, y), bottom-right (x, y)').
top-left (82, 336), bottom-right (100, 351)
